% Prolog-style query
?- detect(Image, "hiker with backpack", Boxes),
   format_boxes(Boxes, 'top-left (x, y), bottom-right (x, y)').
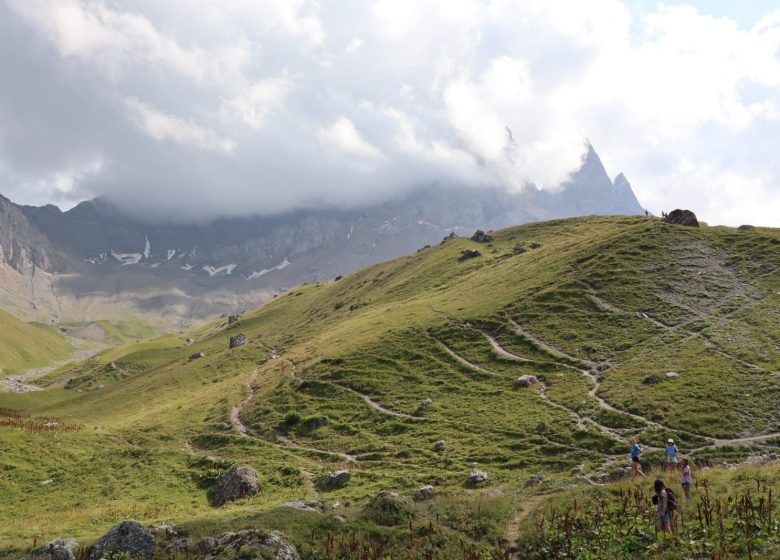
top-left (665, 438), bottom-right (679, 473)
top-left (680, 457), bottom-right (693, 499)
top-left (652, 478), bottom-right (676, 534)
top-left (629, 437), bottom-right (646, 479)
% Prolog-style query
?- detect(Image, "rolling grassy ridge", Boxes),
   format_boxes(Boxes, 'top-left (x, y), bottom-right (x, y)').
top-left (0, 309), bottom-right (71, 376)
top-left (0, 216), bottom-right (778, 559)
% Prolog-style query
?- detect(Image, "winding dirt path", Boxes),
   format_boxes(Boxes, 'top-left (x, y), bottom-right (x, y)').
top-left (230, 367), bottom-right (260, 436)
top-left (483, 332), bottom-right (530, 362)
top-left (321, 381), bottom-right (424, 420)
top-left (504, 495), bottom-right (547, 559)
top-left (273, 428), bottom-right (357, 463)
top-left (434, 338), bottom-right (504, 377)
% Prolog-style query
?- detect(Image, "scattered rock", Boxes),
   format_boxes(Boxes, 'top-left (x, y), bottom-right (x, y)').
top-left (334, 275), bottom-right (343, 281)
top-left (88, 520), bottom-right (155, 560)
top-left (433, 440), bottom-right (446, 452)
top-left (571, 464), bottom-right (584, 475)
top-left (212, 466), bottom-right (259, 506)
top-left (365, 490), bottom-right (414, 526)
top-left (147, 522), bottom-right (178, 539)
top-left (195, 537), bottom-right (217, 555)
top-left (470, 230), bottom-right (493, 243)
top-left (665, 371), bottom-right (680, 378)
top-left (458, 249), bottom-right (481, 261)
top-left (441, 232), bottom-right (456, 244)
top-left (214, 530), bottom-right (300, 560)
top-left (529, 242), bottom-right (543, 249)
top-left (333, 515), bottom-right (347, 523)
top-left (525, 472), bottom-right (545, 487)
top-left (25, 538), bottom-right (78, 560)
top-left (414, 485), bottom-right (435, 501)
top-left (189, 352), bottom-right (205, 360)
top-left (515, 375), bottom-right (539, 388)
top-left (536, 422), bottom-right (547, 433)
top-left (227, 314), bottom-right (240, 327)
top-left (468, 469), bottom-right (488, 484)
top-left (229, 334), bottom-right (247, 349)
top-left (307, 416), bottom-right (329, 430)
top-left (280, 501), bottom-right (320, 512)
top-left (320, 469), bottom-right (351, 490)
top-left (512, 245), bottom-right (527, 255)
top-left (417, 397), bottom-right (433, 411)
top-left (186, 338), bottom-right (194, 345)
top-left (737, 224), bottom-right (755, 231)
top-left (40, 479), bottom-right (54, 485)
top-left (635, 312), bottom-right (648, 319)
top-left (662, 209), bottom-right (699, 227)
top-left (108, 362), bottom-right (118, 371)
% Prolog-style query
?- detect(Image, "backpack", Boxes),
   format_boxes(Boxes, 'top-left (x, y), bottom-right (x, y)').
top-left (665, 487), bottom-right (678, 511)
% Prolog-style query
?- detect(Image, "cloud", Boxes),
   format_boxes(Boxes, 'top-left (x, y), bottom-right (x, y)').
top-left (320, 117), bottom-right (384, 161)
top-left (0, 0), bottom-right (778, 226)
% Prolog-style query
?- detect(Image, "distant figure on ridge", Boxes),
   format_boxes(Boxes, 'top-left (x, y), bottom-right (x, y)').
top-left (665, 438), bottom-right (679, 473)
top-left (629, 437), bottom-right (646, 479)
top-left (680, 457), bottom-right (692, 499)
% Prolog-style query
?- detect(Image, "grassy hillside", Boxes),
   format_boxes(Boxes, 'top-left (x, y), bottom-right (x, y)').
top-left (0, 309), bottom-right (71, 376)
top-left (0, 216), bottom-right (778, 559)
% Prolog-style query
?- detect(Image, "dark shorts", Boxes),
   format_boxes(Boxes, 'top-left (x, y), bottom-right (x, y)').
top-left (658, 511), bottom-right (671, 524)
top-left (681, 482), bottom-right (691, 489)
top-left (631, 457), bottom-right (641, 463)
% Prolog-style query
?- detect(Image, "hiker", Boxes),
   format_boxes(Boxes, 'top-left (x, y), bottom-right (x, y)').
top-left (680, 457), bottom-right (692, 499)
top-left (665, 438), bottom-right (679, 473)
top-left (652, 478), bottom-right (674, 534)
top-left (644, 209), bottom-right (649, 217)
top-left (629, 437), bottom-right (646, 479)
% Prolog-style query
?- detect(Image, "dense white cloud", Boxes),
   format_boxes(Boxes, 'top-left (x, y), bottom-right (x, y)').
top-left (0, 0), bottom-right (778, 225)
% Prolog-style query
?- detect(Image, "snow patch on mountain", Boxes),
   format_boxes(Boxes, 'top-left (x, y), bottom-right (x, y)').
top-left (166, 249), bottom-right (176, 261)
top-left (143, 237), bottom-right (151, 259)
top-left (111, 250), bottom-right (143, 266)
top-left (181, 264), bottom-right (195, 271)
top-left (203, 264), bottom-right (237, 277)
top-left (246, 258), bottom-right (290, 280)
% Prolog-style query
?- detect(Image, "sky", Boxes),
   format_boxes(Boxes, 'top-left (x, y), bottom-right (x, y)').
top-left (0, 1), bottom-right (779, 226)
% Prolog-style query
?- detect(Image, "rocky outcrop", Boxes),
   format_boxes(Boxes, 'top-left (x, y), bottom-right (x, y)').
top-left (320, 469), bottom-right (351, 490)
top-left (212, 466), bottom-right (259, 506)
top-left (458, 249), bottom-right (481, 261)
top-left (229, 334), bottom-right (247, 349)
top-left (468, 469), bottom-right (488, 484)
top-left (88, 520), bottom-right (155, 560)
top-left (25, 539), bottom-right (78, 560)
top-left (365, 490), bottom-right (414, 526)
top-left (189, 352), bottom-right (205, 360)
top-left (417, 398), bottom-right (433, 411)
top-left (209, 530), bottom-right (300, 560)
top-left (470, 230), bottom-right (493, 243)
top-left (662, 209), bottom-right (699, 227)
top-left (227, 314), bottom-right (240, 326)
top-left (433, 440), bottom-right (446, 451)
top-left (307, 416), bottom-right (329, 430)
top-left (414, 485), bottom-right (434, 501)
top-left (515, 375), bottom-right (539, 388)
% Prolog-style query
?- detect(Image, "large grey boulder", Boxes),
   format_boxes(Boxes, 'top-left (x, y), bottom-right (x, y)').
top-left (25, 539), bottom-right (78, 560)
top-left (229, 334), bottom-right (247, 349)
top-left (515, 375), bottom-right (539, 388)
top-left (468, 469), bottom-right (488, 484)
top-left (214, 530), bottom-right (300, 560)
top-left (662, 209), bottom-right (699, 227)
top-left (414, 485), bottom-right (434, 501)
top-left (212, 466), bottom-right (259, 506)
top-left (88, 520), bottom-right (155, 560)
top-left (320, 469), bottom-right (351, 490)
top-left (470, 230), bottom-right (493, 243)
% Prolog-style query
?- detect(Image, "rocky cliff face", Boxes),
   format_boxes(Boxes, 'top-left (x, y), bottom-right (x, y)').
top-left (1, 145), bottom-right (643, 325)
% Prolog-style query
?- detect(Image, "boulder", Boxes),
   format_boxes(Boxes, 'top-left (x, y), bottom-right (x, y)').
top-left (147, 522), bottom-right (178, 539)
top-left (320, 469), bottom-right (351, 490)
top-left (88, 520), bottom-right (155, 560)
top-left (212, 466), bottom-right (259, 506)
top-left (441, 232), bottom-right (456, 244)
top-left (662, 209), bottom-right (699, 227)
top-left (414, 485), bottom-right (435, 501)
top-left (665, 371), bottom-right (680, 379)
top-left (365, 490), bottom-right (414, 526)
top-left (214, 530), bottom-right (300, 560)
top-left (280, 501), bottom-right (320, 512)
top-left (229, 334), bottom-right (247, 349)
top-left (738, 224), bottom-right (755, 231)
top-left (195, 537), bottom-right (217, 556)
top-left (635, 312), bottom-right (648, 319)
top-left (512, 245), bottom-right (527, 255)
top-left (25, 539), bottom-right (78, 560)
top-left (529, 242), bottom-right (543, 249)
top-left (470, 230), bottom-right (493, 243)
top-left (536, 421), bottom-right (547, 433)
top-left (307, 416), bottom-right (329, 430)
top-left (433, 440), bottom-right (446, 452)
top-left (417, 398), bottom-right (433, 411)
top-left (186, 338), bottom-right (194, 345)
top-left (227, 314), bottom-right (240, 326)
top-left (525, 472), bottom-right (545, 487)
top-left (468, 469), bottom-right (488, 484)
top-left (458, 249), bottom-right (481, 261)
top-left (189, 352), bottom-right (205, 360)
top-left (515, 375), bottom-right (539, 388)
